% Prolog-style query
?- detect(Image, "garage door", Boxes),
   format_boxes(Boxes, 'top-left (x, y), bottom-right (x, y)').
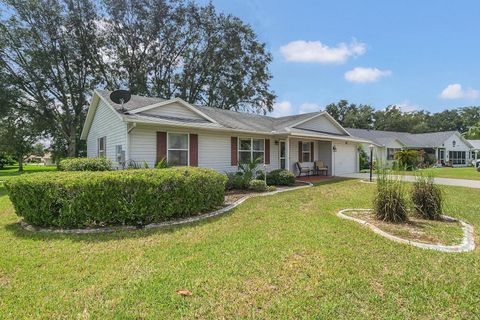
top-left (334, 143), bottom-right (357, 175)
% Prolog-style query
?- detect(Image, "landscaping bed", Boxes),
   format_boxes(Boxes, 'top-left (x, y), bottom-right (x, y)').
top-left (342, 210), bottom-right (464, 246)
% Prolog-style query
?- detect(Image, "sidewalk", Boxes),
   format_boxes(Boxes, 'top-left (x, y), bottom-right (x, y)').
top-left (339, 172), bottom-right (480, 189)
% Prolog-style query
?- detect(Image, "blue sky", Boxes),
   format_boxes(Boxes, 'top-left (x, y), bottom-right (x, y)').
top-left (201, 0), bottom-right (480, 116)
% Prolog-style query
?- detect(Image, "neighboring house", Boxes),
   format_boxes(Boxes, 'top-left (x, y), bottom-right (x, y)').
top-left (81, 90), bottom-right (370, 176)
top-left (467, 140), bottom-right (480, 163)
top-left (347, 128), bottom-right (474, 167)
top-left (24, 152), bottom-right (54, 166)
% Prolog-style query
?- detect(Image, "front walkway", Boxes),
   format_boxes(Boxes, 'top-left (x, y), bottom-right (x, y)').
top-left (339, 172), bottom-right (480, 189)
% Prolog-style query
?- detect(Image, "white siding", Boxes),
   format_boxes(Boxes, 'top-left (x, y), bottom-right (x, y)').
top-left (128, 124), bottom-right (280, 172)
top-left (86, 100), bottom-right (127, 168)
top-left (444, 133), bottom-right (472, 166)
top-left (295, 115), bottom-right (345, 135)
top-left (142, 102), bottom-right (205, 120)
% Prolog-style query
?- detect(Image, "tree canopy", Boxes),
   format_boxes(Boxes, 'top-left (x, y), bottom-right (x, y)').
top-left (0, 0), bottom-right (275, 157)
top-left (325, 100), bottom-right (480, 134)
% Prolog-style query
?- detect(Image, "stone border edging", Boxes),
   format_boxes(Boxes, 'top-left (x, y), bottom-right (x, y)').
top-left (359, 179), bottom-right (375, 184)
top-left (337, 209), bottom-right (475, 253)
top-left (19, 181), bottom-right (313, 234)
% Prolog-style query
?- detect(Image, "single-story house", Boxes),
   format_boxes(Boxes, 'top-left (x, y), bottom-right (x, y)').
top-left (80, 90), bottom-right (371, 176)
top-left (347, 128), bottom-right (474, 166)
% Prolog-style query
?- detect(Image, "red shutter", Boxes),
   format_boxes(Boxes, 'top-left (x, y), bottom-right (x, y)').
top-left (298, 141), bottom-right (303, 162)
top-left (311, 142), bottom-right (314, 162)
top-left (156, 132), bottom-right (167, 164)
top-left (231, 137), bottom-right (238, 166)
top-left (189, 134), bottom-right (198, 167)
top-left (264, 139), bottom-right (270, 164)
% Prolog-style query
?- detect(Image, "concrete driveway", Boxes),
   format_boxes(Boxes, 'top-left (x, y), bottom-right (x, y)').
top-left (339, 172), bottom-right (480, 189)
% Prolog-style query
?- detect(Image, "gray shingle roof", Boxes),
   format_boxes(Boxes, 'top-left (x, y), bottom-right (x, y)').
top-left (346, 128), bottom-right (464, 148)
top-left (468, 140), bottom-right (480, 150)
top-left (97, 89), bottom-right (345, 135)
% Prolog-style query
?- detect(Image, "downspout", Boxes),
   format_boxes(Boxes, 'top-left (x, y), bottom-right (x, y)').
top-left (126, 122), bottom-right (137, 163)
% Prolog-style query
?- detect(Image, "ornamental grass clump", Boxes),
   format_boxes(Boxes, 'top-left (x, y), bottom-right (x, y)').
top-left (374, 168), bottom-right (408, 223)
top-left (411, 172), bottom-right (443, 220)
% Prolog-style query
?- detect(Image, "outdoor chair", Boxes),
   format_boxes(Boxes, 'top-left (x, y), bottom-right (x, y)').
top-left (314, 160), bottom-right (329, 176)
top-left (295, 162), bottom-right (314, 177)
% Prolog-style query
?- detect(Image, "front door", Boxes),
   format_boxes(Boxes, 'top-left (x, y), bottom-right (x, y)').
top-left (279, 141), bottom-right (286, 169)
top-left (439, 149), bottom-right (445, 163)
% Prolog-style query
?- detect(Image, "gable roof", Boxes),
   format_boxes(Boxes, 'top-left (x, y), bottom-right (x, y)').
top-left (81, 90), bottom-right (371, 143)
top-left (468, 140), bottom-right (480, 150)
top-left (347, 128), bottom-right (473, 148)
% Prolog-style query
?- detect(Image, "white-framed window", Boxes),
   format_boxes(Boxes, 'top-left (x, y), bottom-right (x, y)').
top-left (449, 151), bottom-right (466, 165)
top-left (98, 136), bottom-right (106, 157)
top-left (302, 142), bottom-right (311, 162)
top-left (167, 132), bottom-right (189, 166)
top-left (238, 138), bottom-right (264, 164)
top-left (387, 148), bottom-right (401, 160)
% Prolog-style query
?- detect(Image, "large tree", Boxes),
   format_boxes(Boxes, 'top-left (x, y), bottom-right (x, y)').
top-left (0, 0), bottom-right (101, 157)
top-left (99, 0), bottom-right (275, 113)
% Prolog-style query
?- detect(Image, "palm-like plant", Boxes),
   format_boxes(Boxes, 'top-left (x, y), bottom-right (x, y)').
top-left (395, 149), bottom-right (419, 171)
top-left (237, 156), bottom-right (263, 183)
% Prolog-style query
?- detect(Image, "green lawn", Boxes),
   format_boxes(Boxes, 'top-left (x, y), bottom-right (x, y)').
top-left (400, 167), bottom-right (480, 181)
top-left (362, 167), bottom-right (480, 181)
top-left (1, 179), bottom-right (480, 318)
top-left (0, 165), bottom-right (57, 182)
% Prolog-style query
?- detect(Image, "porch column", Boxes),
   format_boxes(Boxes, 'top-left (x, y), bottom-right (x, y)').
top-left (286, 137), bottom-right (290, 172)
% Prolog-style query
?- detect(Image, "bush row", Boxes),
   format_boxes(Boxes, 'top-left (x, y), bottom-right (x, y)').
top-left (59, 157), bottom-right (112, 171)
top-left (5, 167), bottom-right (227, 228)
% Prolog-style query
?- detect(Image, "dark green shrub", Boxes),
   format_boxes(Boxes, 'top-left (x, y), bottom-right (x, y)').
top-left (395, 150), bottom-right (419, 171)
top-left (5, 167), bottom-right (227, 228)
top-left (59, 157), bottom-right (112, 171)
top-left (233, 173), bottom-right (247, 190)
top-left (374, 168), bottom-right (408, 223)
top-left (411, 173), bottom-right (443, 220)
top-left (249, 179), bottom-right (267, 192)
top-left (266, 169), bottom-right (295, 186)
top-left (0, 153), bottom-right (15, 169)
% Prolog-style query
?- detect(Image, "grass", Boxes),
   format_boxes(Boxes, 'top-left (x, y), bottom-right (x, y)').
top-left (362, 167), bottom-right (480, 181)
top-left (0, 165), bottom-right (57, 182)
top-left (344, 210), bottom-right (464, 245)
top-left (1, 178), bottom-right (480, 318)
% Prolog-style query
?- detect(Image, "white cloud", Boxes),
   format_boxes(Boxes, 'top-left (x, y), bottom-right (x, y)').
top-left (440, 84), bottom-right (479, 100)
top-left (280, 39), bottom-right (366, 64)
top-left (299, 103), bottom-right (322, 114)
top-left (344, 67), bottom-right (391, 83)
top-left (271, 101), bottom-right (294, 117)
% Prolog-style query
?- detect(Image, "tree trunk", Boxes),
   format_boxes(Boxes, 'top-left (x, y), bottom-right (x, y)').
top-left (67, 127), bottom-right (77, 157)
top-left (18, 157), bottom-right (23, 172)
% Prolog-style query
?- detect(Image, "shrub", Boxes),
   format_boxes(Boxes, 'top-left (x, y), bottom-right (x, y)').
top-left (233, 173), bottom-right (247, 190)
top-left (155, 158), bottom-right (173, 169)
top-left (266, 185), bottom-right (277, 192)
top-left (0, 153), bottom-right (15, 169)
top-left (59, 157), bottom-right (112, 171)
top-left (411, 173), bottom-right (443, 220)
top-left (5, 167), bottom-right (227, 228)
top-left (395, 150), bottom-right (420, 171)
top-left (266, 169), bottom-right (295, 186)
top-left (249, 179), bottom-right (267, 192)
top-left (374, 168), bottom-right (408, 223)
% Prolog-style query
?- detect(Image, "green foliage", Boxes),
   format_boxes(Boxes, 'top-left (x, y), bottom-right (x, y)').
top-left (249, 179), bottom-right (267, 192)
top-left (464, 122), bottom-right (480, 139)
top-left (0, 153), bottom-right (15, 169)
top-left (59, 158), bottom-right (112, 171)
top-left (5, 167), bottom-right (227, 228)
top-left (358, 147), bottom-right (370, 170)
top-left (155, 158), bottom-right (172, 169)
top-left (374, 168), bottom-right (408, 223)
top-left (266, 169), bottom-right (295, 186)
top-left (412, 173), bottom-right (443, 220)
top-left (395, 149), bottom-right (420, 170)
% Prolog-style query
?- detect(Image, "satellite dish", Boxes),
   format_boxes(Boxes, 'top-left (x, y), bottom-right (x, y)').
top-left (110, 89), bottom-right (131, 105)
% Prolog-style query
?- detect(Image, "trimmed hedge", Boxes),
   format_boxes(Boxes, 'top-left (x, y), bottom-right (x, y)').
top-left (266, 169), bottom-right (295, 186)
top-left (59, 157), bottom-right (112, 171)
top-left (5, 167), bottom-right (227, 228)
